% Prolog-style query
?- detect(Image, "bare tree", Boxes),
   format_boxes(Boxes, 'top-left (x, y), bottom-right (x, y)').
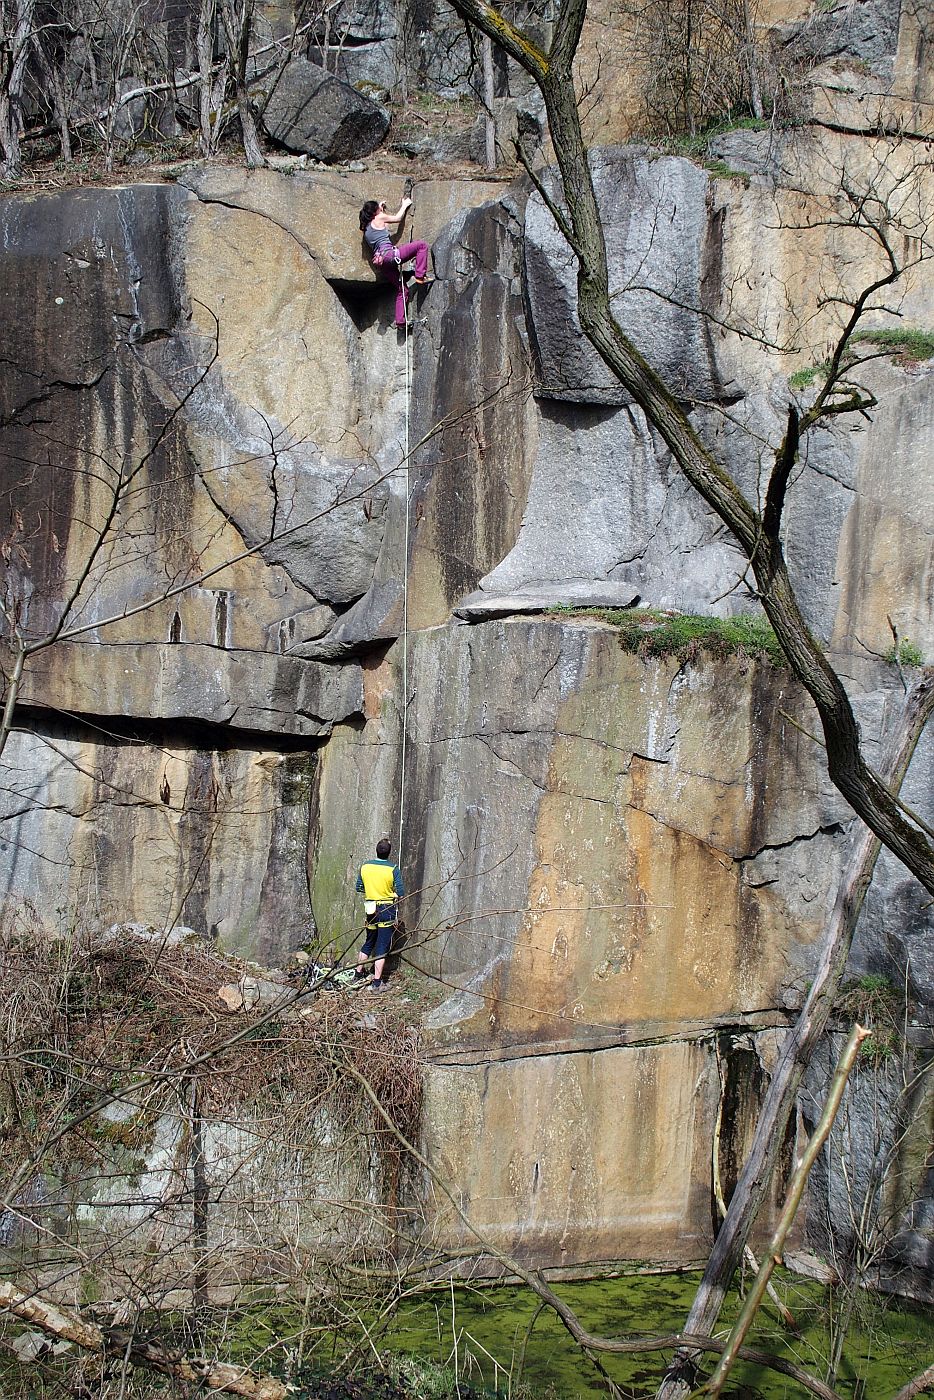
top-left (0, 913), bottom-right (425, 1396)
top-left (620, 0), bottom-right (766, 137)
top-left (0, 0), bottom-right (37, 175)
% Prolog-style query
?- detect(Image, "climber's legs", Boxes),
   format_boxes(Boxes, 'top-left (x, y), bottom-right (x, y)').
top-left (378, 241), bottom-right (431, 326)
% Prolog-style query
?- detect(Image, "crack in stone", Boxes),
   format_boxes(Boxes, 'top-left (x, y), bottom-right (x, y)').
top-left (181, 186), bottom-right (322, 270)
top-left (476, 733), bottom-right (547, 792)
top-left (421, 725), bottom-right (632, 753)
top-left (805, 461), bottom-right (857, 491)
top-left (555, 790), bottom-right (614, 806)
top-left (428, 1007), bottom-right (796, 1066)
top-left (634, 804), bottom-right (736, 861)
top-left (736, 821), bottom-right (846, 864)
top-left (810, 116), bottom-right (933, 146)
top-left (1, 364), bottom-right (112, 429)
top-left (537, 651), bottom-right (562, 694)
top-left (634, 806), bottom-right (847, 866)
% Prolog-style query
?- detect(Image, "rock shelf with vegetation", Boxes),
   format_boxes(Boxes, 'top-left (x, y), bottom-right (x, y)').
top-left (1, 0), bottom-right (933, 1395)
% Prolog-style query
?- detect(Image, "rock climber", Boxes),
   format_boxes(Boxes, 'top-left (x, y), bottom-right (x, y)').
top-left (359, 196), bottom-right (431, 329)
top-left (354, 837), bottom-right (405, 992)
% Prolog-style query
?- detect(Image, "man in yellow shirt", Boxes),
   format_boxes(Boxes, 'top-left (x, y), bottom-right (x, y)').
top-left (355, 838), bottom-right (404, 991)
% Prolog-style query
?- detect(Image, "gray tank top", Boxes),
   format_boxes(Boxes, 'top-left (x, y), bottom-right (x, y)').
top-left (364, 224), bottom-right (394, 256)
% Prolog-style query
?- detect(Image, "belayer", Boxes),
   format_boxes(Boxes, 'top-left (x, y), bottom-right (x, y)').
top-left (354, 838), bottom-right (404, 991)
top-left (359, 196), bottom-right (431, 329)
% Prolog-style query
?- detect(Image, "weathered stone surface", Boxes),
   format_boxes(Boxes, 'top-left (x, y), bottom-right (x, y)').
top-left (311, 619), bottom-right (863, 1045)
top-left (779, 0), bottom-right (902, 78)
top-left (307, 0), bottom-right (399, 92)
top-left (803, 1033), bottom-right (934, 1302)
top-left (828, 360), bottom-right (934, 660)
top-left (179, 166), bottom-right (504, 282)
top-left (0, 726), bottom-right (317, 963)
top-left (403, 193), bottom-right (538, 627)
top-left (525, 152), bottom-right (734, 406)
top-left (471, 399), bottom-right (739, 616)
top-left (454, 584), bottom-right (641, 620)
top-left (424, 1042), bottom-right (718, 1265)
top-left (259, 57), bottom-right (389, 162)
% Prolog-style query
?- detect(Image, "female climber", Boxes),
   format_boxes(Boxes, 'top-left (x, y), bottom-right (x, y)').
top-left (359, 197), bottom-right (431, 329)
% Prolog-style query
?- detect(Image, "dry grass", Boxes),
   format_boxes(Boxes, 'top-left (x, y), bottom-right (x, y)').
top-left (0, 913), bottom-right (423, 1204)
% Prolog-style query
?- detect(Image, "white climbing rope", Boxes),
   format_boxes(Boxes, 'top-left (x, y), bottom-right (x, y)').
top-left (397, 260), bottom-right (413, 858)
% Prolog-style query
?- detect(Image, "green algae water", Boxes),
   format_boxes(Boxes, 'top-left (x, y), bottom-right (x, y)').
top-left (382, 1271), bottom-right (934, 1398)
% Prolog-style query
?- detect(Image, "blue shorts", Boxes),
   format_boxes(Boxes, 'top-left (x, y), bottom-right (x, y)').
top-left (362, 905), bottom-right (397, 960)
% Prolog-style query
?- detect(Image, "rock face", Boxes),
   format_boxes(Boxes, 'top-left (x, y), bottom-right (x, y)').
top-left (2, 70), bottom-right (934, 1290)
top-left (0, 725), bottom-right (317, 962)
top-left (525, 152), bottom-right (730, 407)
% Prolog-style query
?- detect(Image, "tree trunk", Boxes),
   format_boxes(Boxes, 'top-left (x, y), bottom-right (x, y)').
top-left (0, 1284), bottom-right (288, 1397)
top-left (482, 34), bottom-right (496, 169)
top-left (197, 0), bottom-right (223, 156)
top-left (0, 0), bottom-right (36, 177)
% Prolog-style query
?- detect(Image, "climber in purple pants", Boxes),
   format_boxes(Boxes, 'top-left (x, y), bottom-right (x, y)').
top-left (359, 197), bottom-right (432, 328)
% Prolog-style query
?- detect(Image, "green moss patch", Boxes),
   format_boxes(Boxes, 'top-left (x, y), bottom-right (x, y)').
top-left (549, 606), bottom-right (783, 665)
top-left (852, 328), bottom-right (934, 363)
top-left (790, 328), bottom-right (934, 391)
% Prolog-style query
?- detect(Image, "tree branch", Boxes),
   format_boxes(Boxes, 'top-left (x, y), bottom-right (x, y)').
top-left (0, 1283), bottom-right (288, 1397)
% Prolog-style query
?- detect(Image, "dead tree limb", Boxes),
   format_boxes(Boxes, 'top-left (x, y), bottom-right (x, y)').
top-left (0, 1284), bottom-right (288, 1398)
top-left (705, 1023), bottom-right (869, 1397)
top-left (660, 670), bottom-right (934, 1397)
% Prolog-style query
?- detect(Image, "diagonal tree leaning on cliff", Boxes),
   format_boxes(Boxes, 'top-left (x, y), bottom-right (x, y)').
top-left (441, 0), bottom-right (934, 1389)
top-left (447, 0), bottom-right (934, 898)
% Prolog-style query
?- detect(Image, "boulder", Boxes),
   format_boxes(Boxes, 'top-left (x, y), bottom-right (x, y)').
top-left (259, 57), bottom-right (388, 162)
top-left (217, 975), bottom-right (289, 1011)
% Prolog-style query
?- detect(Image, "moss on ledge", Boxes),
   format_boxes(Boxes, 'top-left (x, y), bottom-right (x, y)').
top-left (548, 607), bottom-right (783, 665)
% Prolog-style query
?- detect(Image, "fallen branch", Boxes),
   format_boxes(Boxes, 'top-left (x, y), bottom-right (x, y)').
top-left (891, 1362), bottom-right (934, 1400)
top-left (0, 1284), bottom-right (287, 1398)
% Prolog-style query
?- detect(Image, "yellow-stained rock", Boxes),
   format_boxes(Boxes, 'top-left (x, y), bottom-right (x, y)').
top-left (423, 1041), bottom-right (717, 1264)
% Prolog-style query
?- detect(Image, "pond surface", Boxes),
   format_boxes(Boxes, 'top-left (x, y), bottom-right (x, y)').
top-left (383, 1270), bottom-right (934, 1398)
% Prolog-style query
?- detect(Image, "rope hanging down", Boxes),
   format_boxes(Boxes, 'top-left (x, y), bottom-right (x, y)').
top-left (396, 241), bottom-right (413, 858)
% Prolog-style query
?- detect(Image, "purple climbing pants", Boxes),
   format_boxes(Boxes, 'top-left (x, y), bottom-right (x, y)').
top-left (374, 240), bottom-right (430, 327)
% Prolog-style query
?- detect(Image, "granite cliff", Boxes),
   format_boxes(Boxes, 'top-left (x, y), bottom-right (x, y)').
top-left (1, 0), bottom-right (933, 1293)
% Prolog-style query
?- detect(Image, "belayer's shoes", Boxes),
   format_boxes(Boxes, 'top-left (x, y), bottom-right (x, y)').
top-left (370, 979), bottom-right (385, 992)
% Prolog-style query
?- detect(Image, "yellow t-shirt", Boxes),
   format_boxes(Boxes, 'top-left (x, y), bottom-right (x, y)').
top-left (357, 859), bottom-right (402, 903)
